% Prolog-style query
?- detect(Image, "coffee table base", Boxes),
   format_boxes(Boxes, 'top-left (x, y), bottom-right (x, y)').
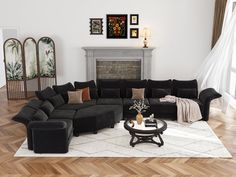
top-left (129, 132), bottom-right (164, 147)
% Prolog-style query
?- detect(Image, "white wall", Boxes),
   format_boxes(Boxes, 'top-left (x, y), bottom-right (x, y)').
top-left (0, 29), bottom-right (17, 88)
top-left (0, 0), bottom-right (215, 84)
top-left (0, 29), bottom-right (4, 88)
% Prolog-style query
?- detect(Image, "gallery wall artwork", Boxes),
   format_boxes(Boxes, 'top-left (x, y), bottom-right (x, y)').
top-left (130, 14), bottom-right (139, 25)
top-left (90, 18), bottom-right (103, 35)
top-left (106, 14), bottom-right (128, 39)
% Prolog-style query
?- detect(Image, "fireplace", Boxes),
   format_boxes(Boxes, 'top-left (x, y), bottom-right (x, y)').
top-left (82, 47), bottom-right (155, 81)
top-left (96, 60), bottom-right (141, 80)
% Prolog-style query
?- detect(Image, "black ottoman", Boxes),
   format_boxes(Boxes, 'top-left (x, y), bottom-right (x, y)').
top-left (73, 105), bottom-right (122, 136)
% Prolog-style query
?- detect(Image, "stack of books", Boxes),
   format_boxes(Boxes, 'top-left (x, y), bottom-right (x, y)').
top-left (144, 119), bottom-right (157, 127)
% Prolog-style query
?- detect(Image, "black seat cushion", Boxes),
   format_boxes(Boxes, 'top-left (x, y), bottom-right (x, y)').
top-left (57, 99), bottom-right (96, 110)
top-left (74, 80), bottom-right (98, 99)
top-left (47, 119), bottom-right (73, 138)
top-left (35, 87), bottom-right (57, 101)
top-left (123, 98), bottom-right (150, 118)
top-left (12, 106), bottom-right (37, 126)
top-left (49, 110), bottom-right (76, 120)
top-left (53, 82), bottom-right (75, 102)
top-left (97, 98), bottom-right (123, 105)
top-left (149, 98), bottom-right (177, 119)
top-left (123, 98), bottom-right (150, 106)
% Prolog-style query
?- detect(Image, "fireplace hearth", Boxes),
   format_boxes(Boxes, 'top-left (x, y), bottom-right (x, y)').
top-left (82, 47), bottom-right (155, 81)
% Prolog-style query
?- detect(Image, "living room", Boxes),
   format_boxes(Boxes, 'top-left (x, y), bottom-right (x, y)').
top-left (0, 0), bottom-right (236, 176)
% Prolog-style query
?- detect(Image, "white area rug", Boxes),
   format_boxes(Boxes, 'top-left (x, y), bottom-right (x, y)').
top-left (15, 121), bottom-right (232, 158)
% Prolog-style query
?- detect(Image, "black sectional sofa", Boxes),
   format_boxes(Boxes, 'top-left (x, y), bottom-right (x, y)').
top-left (13, 79), bottom-right (221, 153)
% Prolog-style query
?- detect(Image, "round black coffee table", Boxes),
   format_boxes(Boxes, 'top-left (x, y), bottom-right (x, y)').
top-left (124, 118), bottom-right (167, 147)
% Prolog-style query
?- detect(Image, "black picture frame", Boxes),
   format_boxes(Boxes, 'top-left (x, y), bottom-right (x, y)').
top-left (90, 18), bottom-right (103, 35)
top-left (130, 14), bottom-right (139, 25)
top-left (130, 28), bottom-right (139, 38)
top-left (106, 14), bottom-right (128, 39)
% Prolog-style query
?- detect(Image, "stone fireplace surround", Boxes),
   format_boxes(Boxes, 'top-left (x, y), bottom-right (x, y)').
top-left (82, 47), bottom-right (155, 81)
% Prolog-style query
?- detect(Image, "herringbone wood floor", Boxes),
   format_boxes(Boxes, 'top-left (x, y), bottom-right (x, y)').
top-left (1, 87), bottom-right (236, 177)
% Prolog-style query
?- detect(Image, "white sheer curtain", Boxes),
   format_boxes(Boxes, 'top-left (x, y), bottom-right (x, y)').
top-left (196, 0), bottom-right (236, 111)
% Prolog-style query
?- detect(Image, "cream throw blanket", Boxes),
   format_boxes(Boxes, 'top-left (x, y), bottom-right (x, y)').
top-left (160, 95), bottom-right (202, 123)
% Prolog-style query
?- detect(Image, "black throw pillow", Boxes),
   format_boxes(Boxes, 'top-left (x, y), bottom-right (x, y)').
top-left (40, 100), bottom-right (54, 116)
top-left (74, 80), bottom-right (98, 99)
top-left (32, 109), bottom-right (48, 121)
top-left (27, 99), bottom-right (43, 109)
top-left (48, 94), bottom-right (65, 108)
top-left (52, 82), bottom-right (75, 103)
top-left (12, 106), bottom-right (37, 126)
top-left (101, 88), bottom-right (120, 98)
top-left (152, 88), bottom-right (171, 98)
top-left (177, 88), bottom-right (197, 99)
top-left (35, 87), bottom-right (56, 101)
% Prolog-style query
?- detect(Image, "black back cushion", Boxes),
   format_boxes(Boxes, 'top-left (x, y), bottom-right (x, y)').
top-left (172, 79), bottom-right (198, 98)
top-left (35, 87), bottom-right (56, 101)
top-left (48, 94), bottom-right (65, 108)
top-left (147, 79), bottom-right (172, 97)
top-left (124, 80), bottom-right (147, 98)
top-left (53, 82), bottom-right (75, 102)
top-left (97, 79), bottom-right (124, 97)
top-left (40, 100), bottom-right (54, 116)
top-left (100, 88), bottom-right (121, 98)
top-left (74, 80), bottom-right (98, 99)
top-left (152, 88), bottom-right (171, 98)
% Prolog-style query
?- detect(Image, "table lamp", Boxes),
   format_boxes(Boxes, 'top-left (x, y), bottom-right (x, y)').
top-left (140, 28), bottom-right (151, 48)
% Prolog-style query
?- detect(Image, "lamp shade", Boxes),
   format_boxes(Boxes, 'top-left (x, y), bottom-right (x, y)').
top-left (140, 28), bottom-right (151, 38)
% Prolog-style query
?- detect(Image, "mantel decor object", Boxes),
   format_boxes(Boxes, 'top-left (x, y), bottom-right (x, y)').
top-left (140, 28), bottom-right (151, 48)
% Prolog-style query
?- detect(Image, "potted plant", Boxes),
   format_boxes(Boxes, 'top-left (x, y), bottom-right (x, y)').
top-left (129, 100), bottom-right (149, 124)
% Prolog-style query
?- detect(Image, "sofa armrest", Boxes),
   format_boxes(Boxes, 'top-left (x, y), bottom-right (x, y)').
top-left (27, 121), bottom-right (67, 151)
top-left (199, 88), bottom-right (222, 121)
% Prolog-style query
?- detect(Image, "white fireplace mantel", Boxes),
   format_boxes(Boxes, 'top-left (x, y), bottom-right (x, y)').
top-left (82, 47), bottom-right (155, 81)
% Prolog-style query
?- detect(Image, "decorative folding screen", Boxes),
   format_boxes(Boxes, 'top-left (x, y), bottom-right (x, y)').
top-left (37, 37), bottom-right (57, 90)
top-left (23, 37), bottom-right (39, 98)
top-left (3, 37), bottom-right (57, 100)
top-left (4, 38), bottom-right (25, 99)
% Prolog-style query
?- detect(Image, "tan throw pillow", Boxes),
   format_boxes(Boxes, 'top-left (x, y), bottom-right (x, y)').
top-left (132, 88), bottom-right (145, 100)
top-left (68, 90), bottom-right (83, 104)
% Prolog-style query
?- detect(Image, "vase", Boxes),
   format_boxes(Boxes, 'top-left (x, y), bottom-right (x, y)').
top-left (136, 112), bottom-right (143, 125)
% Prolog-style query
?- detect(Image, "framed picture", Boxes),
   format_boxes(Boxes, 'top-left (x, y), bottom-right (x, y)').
top-left (130, 14), bottom-right (139, 25)
top-left (90, 18), bottom-right (103, 35)
top-left (130, 28), bottom-right (139, 38)
top-left (106, 14), bottom-right (128, 39)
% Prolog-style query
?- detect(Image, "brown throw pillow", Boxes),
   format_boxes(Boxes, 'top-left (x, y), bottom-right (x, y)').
top-left (82, 87), bottom-right (91, 101)
top-left (132, 88), bottom-right (145, 100)
top-left (68, 90), bottom-right (83, 104)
